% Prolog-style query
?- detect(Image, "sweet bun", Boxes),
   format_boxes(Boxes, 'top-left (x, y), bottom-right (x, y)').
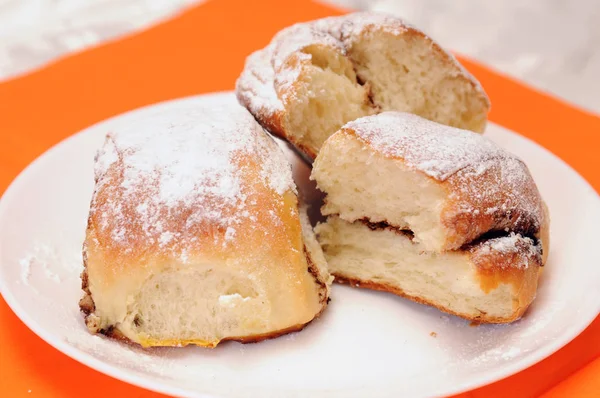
top-left (312, 112), bottom-right (549, 323)
top-left (79, 100), bottom-right (332, 347)
top-left (317, 217), bottom-right (542, 323)
top-left (313, 112), bottom-right (548, 253)
top-left (236, 12), bottom-right (490, 160)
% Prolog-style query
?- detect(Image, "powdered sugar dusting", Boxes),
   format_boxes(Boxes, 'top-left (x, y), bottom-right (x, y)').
top-left (489, 234), bottom-right (532, 253)
top-left (236, 12), bottom-right (488, 124)
top-left (316, 11), bottom-right (414, 45)
top-left (90, 98), bottom-right (295, 255)
top-left (345, 111), bottom-right (545, 247)
top-left (158, 231), bottom-right (174, 247)
top-left (347, 112), bottom-right (507, 180)
top-left (19, 243), bottom-right (63, 284)
top-left (19, 254), bottom-right (34, 285)
top-left (224, 227), bottom-right (236, 242)
top-left (236, 18), bottom-right (347, 119)
top-left (472, 233), bottom-right (542, 269)
top-left (236, 48), bottom-right (284, 118)
top-left (65, 329), bottom-right (176, 376)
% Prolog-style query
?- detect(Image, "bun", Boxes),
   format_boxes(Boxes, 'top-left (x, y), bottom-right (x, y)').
top-left (79, 101), bottom-right (331, 347)
top-left (317, 217), bottom-right (542, 323)
top-left (312, 112), bottom-right (549, 323)
top-left (236, 12), bottom-right (490, 160)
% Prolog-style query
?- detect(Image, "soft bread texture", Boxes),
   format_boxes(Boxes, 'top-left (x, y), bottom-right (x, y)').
top-left (80, 101), bottom-right (332, 348)
top-left (316, 217), bottom-right (542, 323)
top-left (236, 12), bottom-right (490, 160)
top-left (312, 112), bottom-right (548, 254)
top-left (311, 112), bottom-right (549, 323)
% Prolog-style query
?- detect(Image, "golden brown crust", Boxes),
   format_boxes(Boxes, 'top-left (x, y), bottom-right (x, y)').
top-left (80, 196), bottom-right (331, 347)
top-left (339, 119), bottom-right (547, 253)
top-left (468, 236), bottom-right (542, 315)
top-left (334, 274), bottom-right (534, 324)
top-left (80, 101), bottom-right (331, 347)
top-left (82, 280), bottom-right (328, 349)
top-left (238, 93), bottom-right (288, 147)
top-left (329, 229), bottom-right (542, 324)
top-left (221, 321), bottom-right (313, 345)
top-left (313, 112), bottom-right (547, 323)
top-left (97, 318), bottom-right (318, 348)
top-left (90, 244), bottom-right (331, 348)
top-left (304, 245), bottom-right (330, 307)
top-left (79, 268), bottom-right (93, 314)
top-left (442, 159), bottom-right (544, 251)
top-left (81, 190), bottom-right (330, 345)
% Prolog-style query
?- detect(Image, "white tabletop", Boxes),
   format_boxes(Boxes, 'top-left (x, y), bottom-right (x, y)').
top-left (0, 0), bottom-right (598, 114)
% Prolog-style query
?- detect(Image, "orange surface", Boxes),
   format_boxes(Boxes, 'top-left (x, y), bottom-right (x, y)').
top-left (0, 0), bottom-right (598, 397)
top-left (541, 357), bottom-right (600, 398)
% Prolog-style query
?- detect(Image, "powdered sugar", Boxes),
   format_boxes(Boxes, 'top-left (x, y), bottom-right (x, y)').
top-left (19, 254), bottom-right (33, 285)
top-left (158, 231), bottom-right (174, 247)
top-left (346, 112), bottom-right (507, 180)
top-left (471, 233), bottom-right (542, 269)
top-left (236, 49), bottom-right (284, 119)
top-left (318, 12), bottom-right (413, 39)
top-left (64, 328), bottom-right (176, 377)
top-left (224, 227), bottom-right (236, 242)
top-left (90, 99), bottom-right (295, 255)
top-left (99, 110), bottom-right (250, 212)
top-left (236, 12), bottom-right (488, 126)
top-left (344, 111), bottom-right (545, 248)
top-left (487, 233), bottom-right (535, 254)
top-left (19, 243), bottom-right (63, 285)
top-left (236, 20), bottom-right (346, 119)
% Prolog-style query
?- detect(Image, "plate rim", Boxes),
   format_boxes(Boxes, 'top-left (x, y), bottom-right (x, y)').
top-left (1, 91), bottom-right (599, 398)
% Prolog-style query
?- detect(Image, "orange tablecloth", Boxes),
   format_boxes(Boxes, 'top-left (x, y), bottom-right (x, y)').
top-left (0, 0), bottom-right (598, 396)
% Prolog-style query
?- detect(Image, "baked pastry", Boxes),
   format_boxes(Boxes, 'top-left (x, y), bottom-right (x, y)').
top-left (317, 218), bottom-right (543, 323)
top-left (236, 12), bottom-right (490, 161)
top-left (312, 112), bottom-right (549, 323)
top-left (79, 100), bottom-right (331, 347)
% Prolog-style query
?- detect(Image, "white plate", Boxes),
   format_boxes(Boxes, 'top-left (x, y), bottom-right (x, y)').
top-left (1, 92), bottom-right (599, 398)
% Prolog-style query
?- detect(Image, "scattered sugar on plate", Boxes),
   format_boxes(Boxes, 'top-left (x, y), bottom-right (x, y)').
top-left (18, 242), bottom-right (74, 285)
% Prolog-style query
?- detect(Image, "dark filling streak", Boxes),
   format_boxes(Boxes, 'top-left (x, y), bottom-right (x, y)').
top-left (356, 218), bottom-right (543, 264)
top-left (366, 86), bottom-right (379, 110)
top-left (460, 229), bottom-right (544, 266)
top-left (357, 218), bottom-right (415, 240)
top-left (462, 229), bottom-right (541, 250)
top-left (353, 68), bottom-right (379, 110)
top-left (303, 245), bottom-right (329, 305)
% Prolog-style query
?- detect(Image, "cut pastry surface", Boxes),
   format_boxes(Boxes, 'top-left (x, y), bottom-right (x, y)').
top-left (236, 12), bottom-right (490, 160)
top-left (80, 101), bottom-right (332, 348)
top-left (316, 217), bottom-right (542, 323)
top-left (312, 112), bottom-right (548, 253)
top-left (311, 112), bottom-right (549, 323)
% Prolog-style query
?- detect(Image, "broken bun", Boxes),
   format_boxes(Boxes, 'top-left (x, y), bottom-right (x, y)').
top-left (312, 112), bottom-right (549, 323)
top-left (236, 12), bottom-right (490, 160)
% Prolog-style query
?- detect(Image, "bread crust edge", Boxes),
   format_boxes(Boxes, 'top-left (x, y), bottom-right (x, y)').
top-left (79, 244), bottom-right (330, 348)
top-left (333, 274), bottom-right (532, 324)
